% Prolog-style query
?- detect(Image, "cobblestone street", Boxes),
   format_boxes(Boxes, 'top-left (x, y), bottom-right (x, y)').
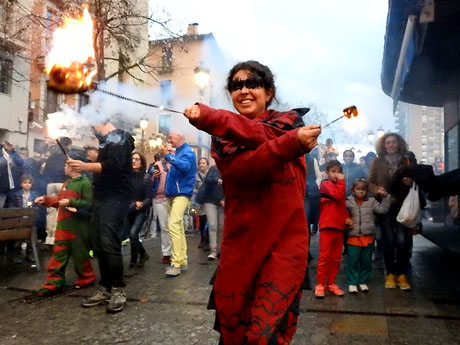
top-left (1, 233), bottom-right (460, 345)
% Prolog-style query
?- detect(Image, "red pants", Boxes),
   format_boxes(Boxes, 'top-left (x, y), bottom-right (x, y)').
top-left (316, 228), bottom-right (344, 286)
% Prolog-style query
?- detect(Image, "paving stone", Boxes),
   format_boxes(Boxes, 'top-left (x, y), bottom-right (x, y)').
top-left (330, 315), bottom-right (388, 336)
top-left (1, 233), bottom-right (460, 344)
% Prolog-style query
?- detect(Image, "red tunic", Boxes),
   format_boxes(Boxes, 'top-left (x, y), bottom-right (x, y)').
top-left (191, 104), bottom-right (309, 345)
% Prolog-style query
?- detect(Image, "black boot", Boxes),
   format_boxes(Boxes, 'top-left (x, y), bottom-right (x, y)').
top-left (198, 235), bottom-right (206, 249)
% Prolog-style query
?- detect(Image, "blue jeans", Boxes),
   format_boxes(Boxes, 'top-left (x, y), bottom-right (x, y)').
top-left (379, 207), bottom-right (411, 275)
top-left (127, 210), bottom-right (146, 264)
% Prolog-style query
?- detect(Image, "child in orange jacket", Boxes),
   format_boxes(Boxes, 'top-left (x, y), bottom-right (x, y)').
top-left (315, 160), bottom-right (350, 298)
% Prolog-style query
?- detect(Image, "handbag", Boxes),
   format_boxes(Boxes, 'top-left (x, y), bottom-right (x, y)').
top-left (396, 183), bottom-right (421, 228)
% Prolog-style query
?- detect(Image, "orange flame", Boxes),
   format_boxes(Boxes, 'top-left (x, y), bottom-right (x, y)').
top-left (46, 8), bottom-right (97, 93)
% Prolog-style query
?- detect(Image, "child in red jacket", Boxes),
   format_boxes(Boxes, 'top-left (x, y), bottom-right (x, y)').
top-left (315, 160), bottom-right (350, 298)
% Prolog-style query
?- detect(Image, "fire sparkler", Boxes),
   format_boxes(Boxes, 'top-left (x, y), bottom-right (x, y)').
top-left (322, 105), bottom-right (358, 128)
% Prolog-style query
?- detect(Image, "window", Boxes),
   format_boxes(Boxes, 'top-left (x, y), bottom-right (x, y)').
top-left (159, 114), bottom-right (171, 135)
top-left (45, 89), bottom-right (58, 115)
top-left (160, 80), bottom-right (172, 107)
top-left (78, 94), bottom-right (89, 110)
top-left (44, 9), bottom-right (59, 55)
top-left (160, 47), bottom-right (172, 73)
top-left (0, 56), bottom-right (12, 94)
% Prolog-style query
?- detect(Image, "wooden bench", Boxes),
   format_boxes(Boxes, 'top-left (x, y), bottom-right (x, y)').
top-left (0, 208), bottom-right (41, 271)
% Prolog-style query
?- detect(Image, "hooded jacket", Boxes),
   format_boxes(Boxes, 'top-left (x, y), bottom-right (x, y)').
top-left (346, 194), bottom-right (391, 237)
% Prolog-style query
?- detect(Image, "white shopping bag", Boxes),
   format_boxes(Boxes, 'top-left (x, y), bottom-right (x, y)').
top-left (396, 183), bottom-right (421, 228)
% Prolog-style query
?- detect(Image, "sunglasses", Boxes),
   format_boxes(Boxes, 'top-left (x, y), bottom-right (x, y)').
top-left (227, 77), bottom-right (265, 93)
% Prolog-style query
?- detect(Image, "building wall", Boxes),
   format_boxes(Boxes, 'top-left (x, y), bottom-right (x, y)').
top-left (146, 32), bottom-right (230, 160)
top-left (395, 102), bottom-right (444, 164)
top-left (0, 0), bottom-right (34, 148)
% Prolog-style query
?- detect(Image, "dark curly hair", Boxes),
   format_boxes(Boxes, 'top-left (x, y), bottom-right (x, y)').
top-left (226, 60), bottom-right (276, 106)
top-left (375, 132), bottom-right (408, 157)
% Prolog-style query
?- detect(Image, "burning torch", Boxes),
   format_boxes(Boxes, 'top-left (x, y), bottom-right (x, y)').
top-left (323, 105), bottom-right (359, 128)
top-left (44, 9), bottom-right (183, 114)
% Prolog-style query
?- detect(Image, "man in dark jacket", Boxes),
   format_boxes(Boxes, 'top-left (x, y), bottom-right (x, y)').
top-left (160, 132), bottom-right (196, 277)
top-left (67, 121), bottom-right (134, 313)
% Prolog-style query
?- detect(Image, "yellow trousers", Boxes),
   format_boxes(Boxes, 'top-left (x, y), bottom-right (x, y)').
top-left (166, 196), bottom-right (190, 268)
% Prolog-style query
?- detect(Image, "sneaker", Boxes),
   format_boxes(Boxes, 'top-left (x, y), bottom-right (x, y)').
top-left (348, 285), bottom-right (358, 294)
top-left (396, 274), bottom-right (411, 290)
top-left (81, 286), bottom-right (111, 307)
top-left (207, 252), bottom-right (217, 261)
top-left (136, 253), bottom-right (150, 268)
top-left (124, 265), bottom-right (137, 277)
top-left (121, 239), bottom-right (130, 246)
top-left (161, 255), bottom-right (171, 264)
top-left (165, 266), bottom-right (181, 277)
top-left (327, 284), bottom-right (345, 296)
top-left (106, 287), bottom-right (126, 313)
top-left (314, 284), bottom-right (325, 298)
top-left (179, 264), bottom-right (188, 271)
top-left (385, 274), bottom-right (396, 289)
top-left (359, 284), bottom-right (369, 292)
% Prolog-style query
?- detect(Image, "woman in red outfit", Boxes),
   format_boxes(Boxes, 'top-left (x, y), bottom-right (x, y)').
top-left (184, 61), bottom-right (321, 345)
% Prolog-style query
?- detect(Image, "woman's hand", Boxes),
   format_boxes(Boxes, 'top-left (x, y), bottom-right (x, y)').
top-left (297, 125), bottom-right (321, 152)
top-left (135, 201), bottom-right (143, 210)
top-left (184, 105), bottom-right (201, 120)
top-left (67, 159), bottom-right (85, 173)
top-left (34, 196), bottom-right (44, 204)
top-left (377, 187), bottom-right (388, 197)
top-left (345, 218), bottom-right (354, 227)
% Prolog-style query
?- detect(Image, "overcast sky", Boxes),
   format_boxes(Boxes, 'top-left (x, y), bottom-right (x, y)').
top-left (152, 0), bottom-right (394, 147)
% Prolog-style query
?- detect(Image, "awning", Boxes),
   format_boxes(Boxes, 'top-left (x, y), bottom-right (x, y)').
top-left (381, 0), bottom-right (460, 107)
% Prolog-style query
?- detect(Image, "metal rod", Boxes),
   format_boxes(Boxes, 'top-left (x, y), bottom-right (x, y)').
top-left (55, 139), bottom-right (70, 159)
top-left (323, 115), bottom-right (345, 128)
top-left (93, 83), bottom-right (184, 115)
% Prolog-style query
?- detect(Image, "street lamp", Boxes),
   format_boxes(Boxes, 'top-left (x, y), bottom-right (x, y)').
top-left (194, 61), bottom-right (210, 95)
top-left (139, 118), bottom-right (148, 153)
top-left (147, 134), bottom-right (164, 153)
top-left (377, 126), bottom-right (385, 138)
top-left (367, 130), bottom-right (375, 144)
top-left (194, 61), bottom-right (210, 160)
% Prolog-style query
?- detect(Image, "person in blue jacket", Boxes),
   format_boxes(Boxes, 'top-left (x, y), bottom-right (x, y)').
top-left (159, 132), bottom-right (197, 277)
